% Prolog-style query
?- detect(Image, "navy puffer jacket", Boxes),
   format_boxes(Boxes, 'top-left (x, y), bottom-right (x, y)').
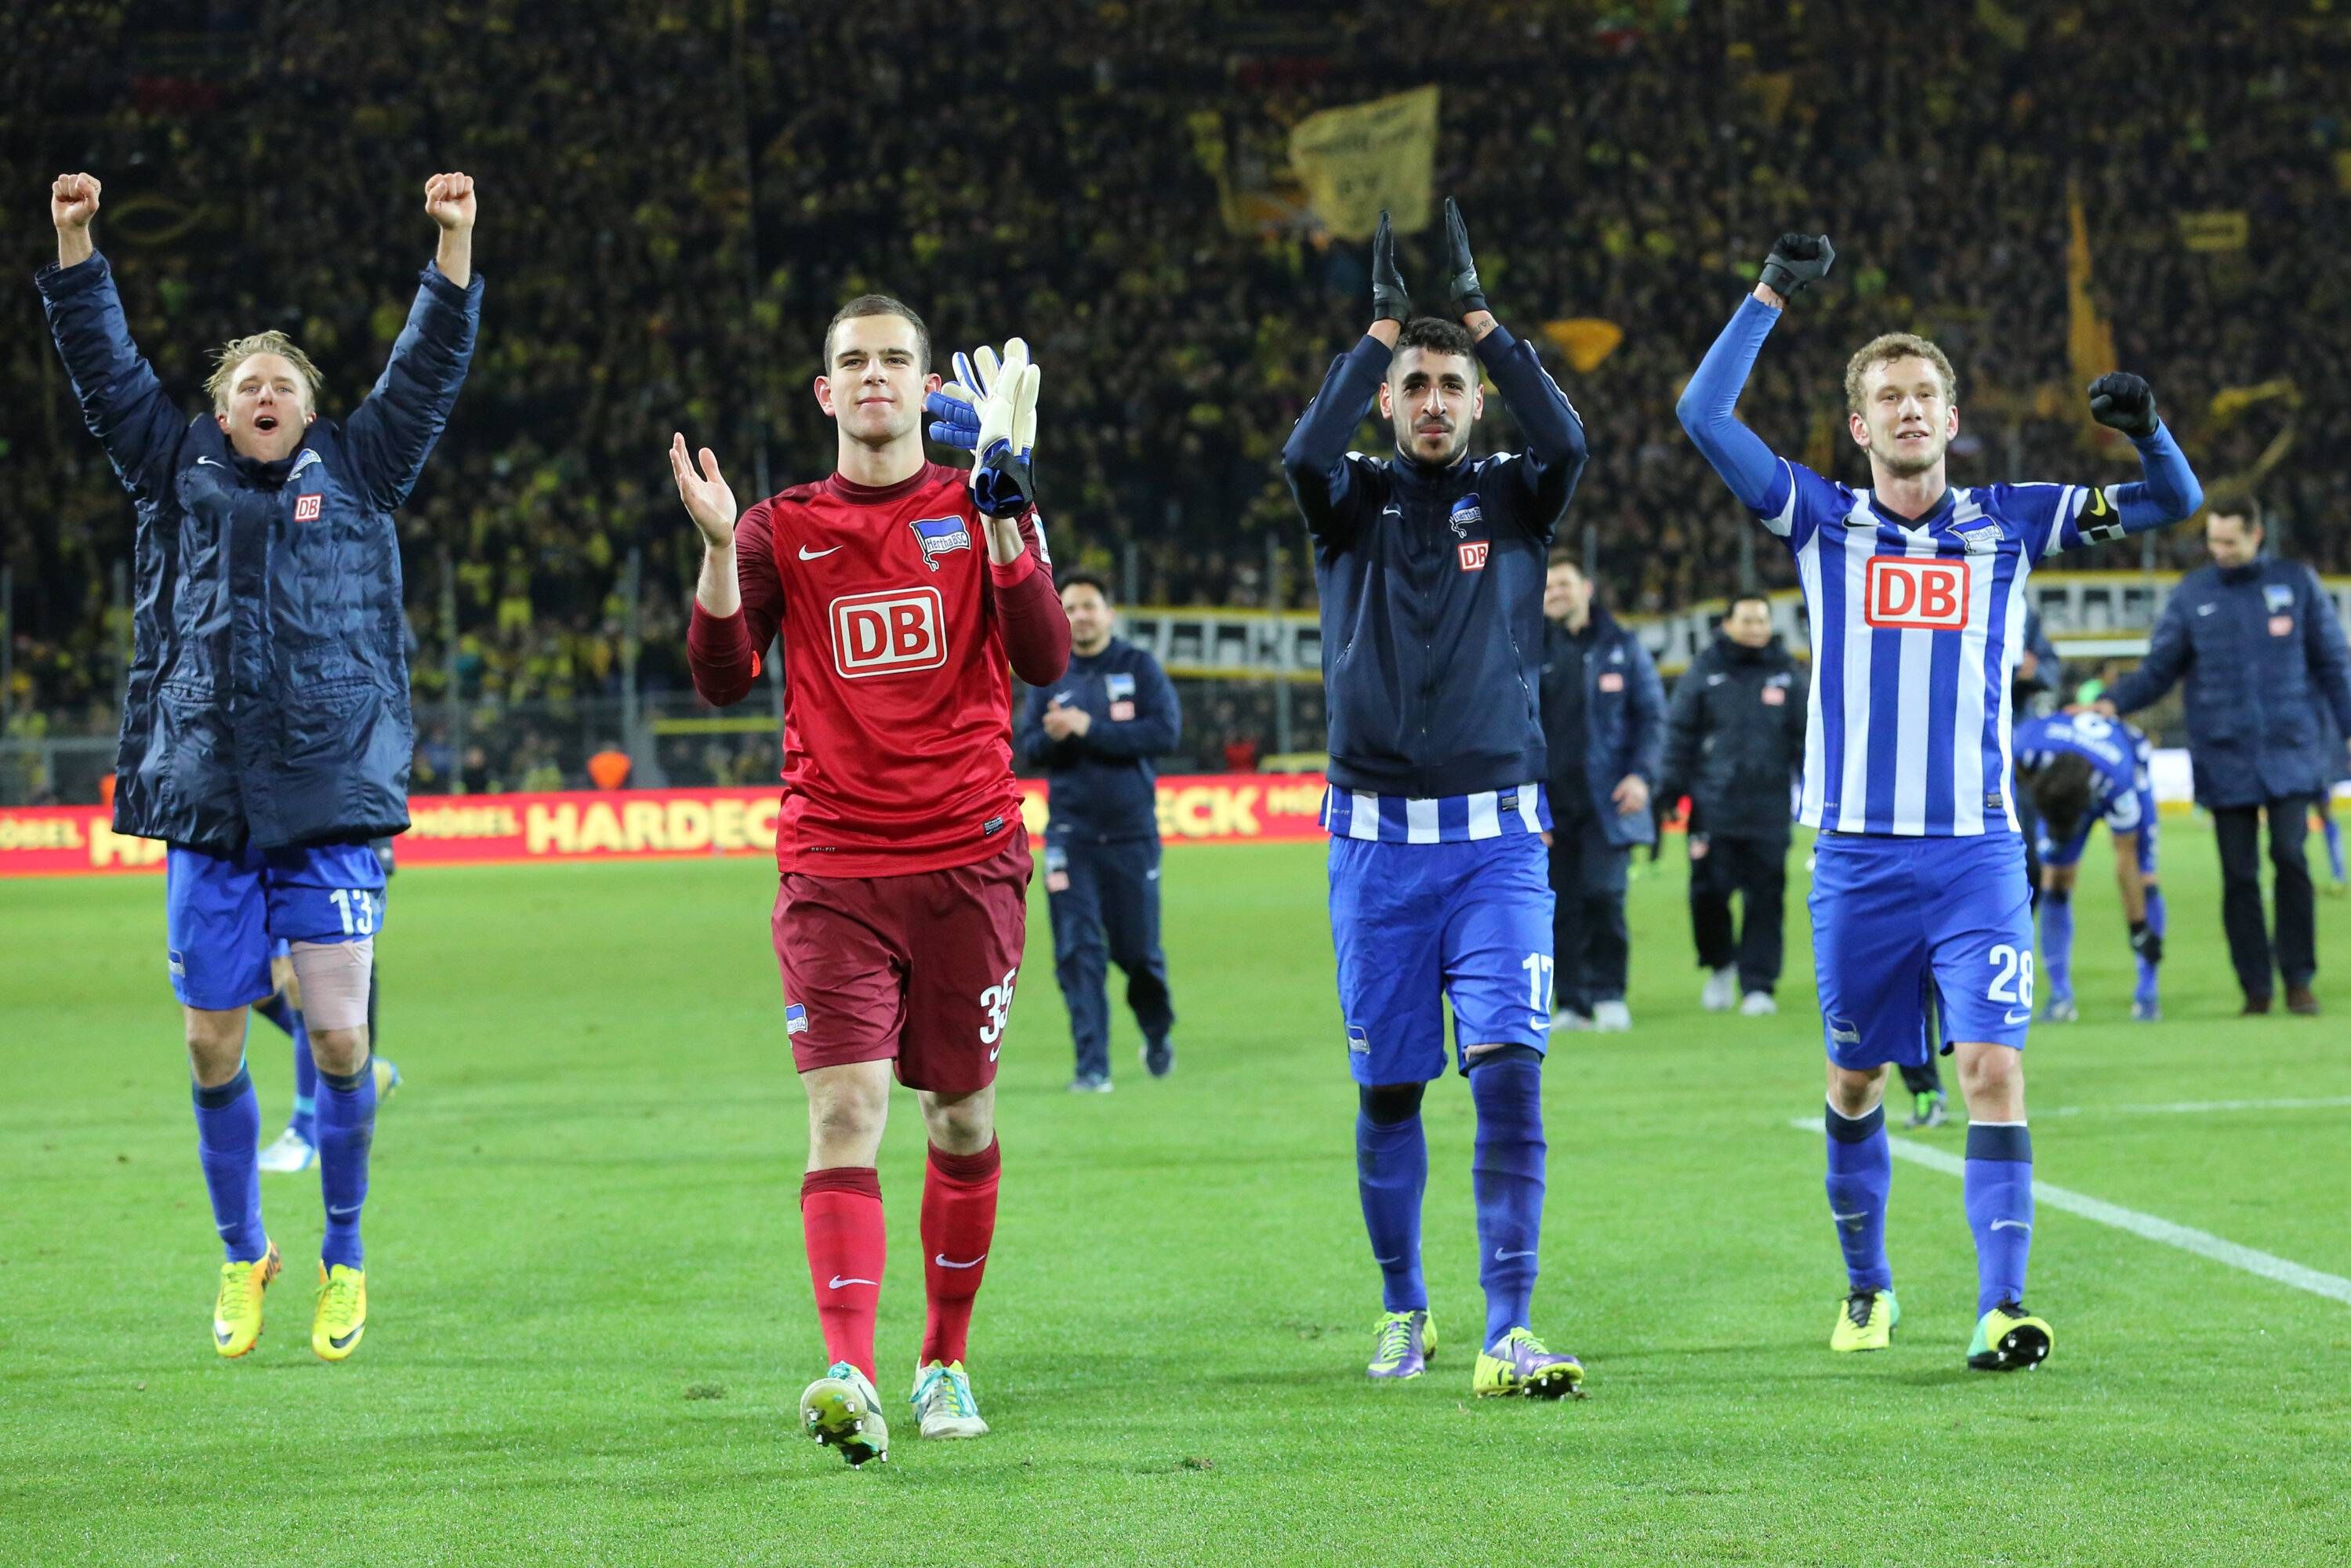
top-left (38, 251), bottom-right (481, 853)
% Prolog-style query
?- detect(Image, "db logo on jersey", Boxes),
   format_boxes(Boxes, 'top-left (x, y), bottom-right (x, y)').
top-left (293, 494), bottom-right (322, 522)
top-left (831, 587), bottom-right (947, 678)
top-left (1457, 540), bottom-right (1489, 572)
top-left (1864, 557), bottom-right (1970, 630)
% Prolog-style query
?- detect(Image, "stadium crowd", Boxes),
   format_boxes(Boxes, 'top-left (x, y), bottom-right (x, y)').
top-left (6, 0), bottom-right (2346, 793)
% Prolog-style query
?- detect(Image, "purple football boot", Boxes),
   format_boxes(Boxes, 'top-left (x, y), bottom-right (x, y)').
top-left (1473, 1328), bottom-right (1587, 1399)
top-left (1366, 1308), bottom-right (1436, 1380)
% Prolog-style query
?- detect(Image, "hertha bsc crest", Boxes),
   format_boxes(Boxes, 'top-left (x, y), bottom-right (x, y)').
top-left (910, 515), bottom-right (973, 571)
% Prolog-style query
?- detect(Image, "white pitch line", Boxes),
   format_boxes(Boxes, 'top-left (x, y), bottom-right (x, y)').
top-left (2044, 1095), bottom-right (2351, 1119)
top-left (1784, 1118), bottom-right (2351, 1307)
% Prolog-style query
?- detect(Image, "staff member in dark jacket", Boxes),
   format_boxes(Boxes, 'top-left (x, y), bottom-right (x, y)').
top-left (2102, 498), bottom-right (2351, 1014)
top-left (1017, 571), bottom-right (1181, 1091)
top-left (1540, 553), bottom-right (1664, 1033)
top-left (1659, 593), bottom-right (1803, 1016)
top-left (40, 171), bottom-right (482, 1360)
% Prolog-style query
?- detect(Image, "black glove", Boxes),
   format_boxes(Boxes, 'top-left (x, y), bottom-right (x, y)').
top-left (2129, 920), bottom-right (2163, 965)
top-left (1759, 233), bottom-right (1835, 298)
top-left (1371, 209), bottom-right (1412, 325)
top-left (2088, 372), bottom-right (2160, 439)
top-left (1441, 197), bottom-right (1489, 317)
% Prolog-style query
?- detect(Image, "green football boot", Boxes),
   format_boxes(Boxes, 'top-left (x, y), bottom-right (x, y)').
top-left (1829, 1287), bottom-right (1899, 1352)
top-left (1968, 1301), bottom-right (2053, 1372)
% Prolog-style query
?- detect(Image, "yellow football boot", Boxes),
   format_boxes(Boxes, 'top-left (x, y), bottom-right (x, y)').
top-left (1968, 1301), bottom-right (2053, 1372)
top-left (212, 1242), bottom-right (281, 1358)
top-left (312, 1262), bottom-right (368, 1362)
top-left (1830, 1287), bottom-right (1899, 1352)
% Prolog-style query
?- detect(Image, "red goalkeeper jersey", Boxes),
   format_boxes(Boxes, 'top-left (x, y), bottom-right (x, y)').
top-left (686, 463), bottom-right (1069, 876)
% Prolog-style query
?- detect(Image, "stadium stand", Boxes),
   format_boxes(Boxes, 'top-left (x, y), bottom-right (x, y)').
top-left (5, 1), bottom-right (2345, 793)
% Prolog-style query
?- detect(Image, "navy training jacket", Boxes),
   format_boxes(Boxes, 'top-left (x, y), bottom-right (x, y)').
top-left (2106, 557), bottom-right (2351, 808)
top-left (1540, 606), bottom-right (1666, 848)
top-left (1282, 325), bottom-right (1589, 799)
top-left (1017, 637), bottom-right (1181, 844)
top-left (39, 250), bottom-right (483, 853)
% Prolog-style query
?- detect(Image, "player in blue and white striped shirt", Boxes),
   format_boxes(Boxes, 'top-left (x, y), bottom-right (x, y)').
top-left (2012, 711), bottom-right (2165, 1023)
top-left (1679, 233), bottom-right (2203, 1373)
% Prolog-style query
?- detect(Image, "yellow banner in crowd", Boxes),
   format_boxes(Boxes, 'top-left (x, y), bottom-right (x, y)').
top-left (1288, 86), bottom-right (1440, 241)
top-left (2066, 182), bottom-right (2118, 439)
top-left (2176, 211), bottom-right (2249, 252)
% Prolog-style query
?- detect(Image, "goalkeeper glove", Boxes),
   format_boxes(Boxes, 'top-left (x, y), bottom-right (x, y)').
top-left (923, 339), bottom-right (1040, 517)
top-left (2088, 372), bottom-right (2159, 439)
top-left (1760, 233), bottom-right (1835, 297)
top-left (1440, 197), bottom-right (1489, 317)
top-left (2128, 920), bottom-right (2163, 965)
top-left (1371, 209), bottom-right (1413, 325)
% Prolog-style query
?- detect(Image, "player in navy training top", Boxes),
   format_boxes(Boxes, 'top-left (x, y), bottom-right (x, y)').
top-left (1282, 203), bottom-right (1592, 1399)
top-left (1678, 233), bottom-right (2202, 1372)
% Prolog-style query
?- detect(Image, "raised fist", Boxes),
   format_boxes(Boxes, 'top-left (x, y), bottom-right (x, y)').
top-left (2087, 372), bottom-right (2159, 439)
top-left (1760, 233), bottom-right (1834, 298)
top-left (51, 172), bottom-right (101, 231)
top-left (424, 172), bottom-right (476, 232)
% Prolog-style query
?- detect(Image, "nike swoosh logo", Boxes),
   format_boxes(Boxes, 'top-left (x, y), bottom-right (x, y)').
top-left (1990, 1219), bottom-right (2032, 1232)
top-left (330, 1325), bottom-right (363, 1349)
top-left (798, 544), bottom-right (843, 560)
top-left (987, 1045), bottom-right (1002, 1062)
top-left (827, 1275), bottom-right (876, 1289)
top-left (1371, 1255), bottom-right (1402, 1265)
top-left (2197, 603), bottom-right (2217, 615)
top-left (934, 1254), bottom-right (986, 1269)
top-left (1493, 1247), bottom-right (1537, 1261)
top-left (2004, 1008), bottom-right (2032, 1025)
top-left (328, 1204), bottom-right (363, 1220)
top-left (1831, 1211), bottom-right (1868, 1222)
top-left (197, 456), bottom-right (225, 468)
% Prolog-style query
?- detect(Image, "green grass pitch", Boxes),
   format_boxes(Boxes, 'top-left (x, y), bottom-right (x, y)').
top-left (3, 819), bottom-right (2349, 1566)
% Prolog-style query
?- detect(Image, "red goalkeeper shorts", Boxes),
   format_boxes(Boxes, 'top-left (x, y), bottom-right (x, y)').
top-left (771, 826), bottom-right (1032, 1093)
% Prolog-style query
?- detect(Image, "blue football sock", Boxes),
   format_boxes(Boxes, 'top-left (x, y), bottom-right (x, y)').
top-left (2135, 888), bottom-right (2167, 1009)
top-left (1469, 1053), bottom-right (1546, 1347)
top-left (1355, 1112), bottom-right (1428, 1313)
top-left (1964, 1121), bottom-right (2034, 1315)
top-left (2039, 888), bottom-right (2074, 1001)
top-left (193, 1065), bottom-right (267, 1261)
top-left (2323, 808), bottom-right (2345, 884)
top-left (316, 1054), bottom-right (378, 1270)
top-left (1824, 1102), bottom-right (1892, 1293)
top-left (290, 1013), bottom-right (318, 1144)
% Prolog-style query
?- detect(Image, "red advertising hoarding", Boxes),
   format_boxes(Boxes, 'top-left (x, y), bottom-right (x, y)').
top-left (0, 773), bottom-right (1333, 877)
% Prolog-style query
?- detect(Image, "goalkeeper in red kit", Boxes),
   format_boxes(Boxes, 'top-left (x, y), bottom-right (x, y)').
top-left (672, 295), bottom-right (1068, 1467)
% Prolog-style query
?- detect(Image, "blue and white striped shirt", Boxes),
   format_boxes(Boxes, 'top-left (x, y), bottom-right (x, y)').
top-left (1322, 783), bottom-right (1552, 844)
top-left (1762, 463), bottom-right (2111, 837)
top-left (1678, 293), bottom-right (2202, 842)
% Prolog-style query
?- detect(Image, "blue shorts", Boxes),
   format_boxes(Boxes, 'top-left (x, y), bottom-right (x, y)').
top-left (1808, 832), bottom-right (2034, 1068)
top-left (165, 840), bottom-right (386, 1011)
top-left (2039, 808), bottom-right (2159, 879)
top-left (1328, 833), bottom-right (1555, 1085)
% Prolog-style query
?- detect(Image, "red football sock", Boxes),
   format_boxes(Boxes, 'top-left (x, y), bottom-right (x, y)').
top-left (920, 1138), bottom-right (1000, 1367)
top-left (800, 1167), bottom-right (884, 1381)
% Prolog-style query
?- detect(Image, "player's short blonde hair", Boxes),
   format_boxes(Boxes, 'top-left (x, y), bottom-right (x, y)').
top-left (206, 331), bottom-right (324, 415)
top-left (1844, 332), bottom-right (1957, 415)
